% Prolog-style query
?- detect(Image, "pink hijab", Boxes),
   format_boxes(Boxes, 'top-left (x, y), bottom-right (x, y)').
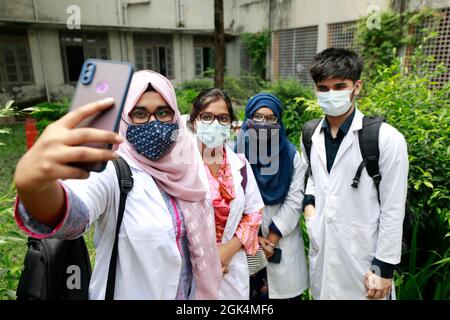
top-left (117, 70), bottom-right (221, 299)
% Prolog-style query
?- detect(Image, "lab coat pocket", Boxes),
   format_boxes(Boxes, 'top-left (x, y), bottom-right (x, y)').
top-left (305, 215), bottom-right (320, 254)
top-left (349, 222), bottom-right (377, 263)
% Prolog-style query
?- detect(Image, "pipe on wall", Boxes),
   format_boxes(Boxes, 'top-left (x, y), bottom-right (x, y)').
top-left (178, 0), bottom-right (185, 27)
top-left (32, 0), bottom-right (51, 102)
top-left (121, 0), bottom-right (151, 62)
top-left (116, 0), bottom-right (125, 60)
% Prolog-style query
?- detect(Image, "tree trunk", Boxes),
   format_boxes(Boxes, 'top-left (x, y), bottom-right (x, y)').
top-left (214, 0), bottom-right (225, 89)
top-left (393, 0), bottom-right (409, 60)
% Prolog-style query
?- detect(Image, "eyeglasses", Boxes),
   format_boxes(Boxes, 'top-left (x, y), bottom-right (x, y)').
top-left (128, 106), bottom-right (174, 124)
top-left (252, 112), bottom-right (278, 124)
top-left (197, 112), bottom-right (232, 125)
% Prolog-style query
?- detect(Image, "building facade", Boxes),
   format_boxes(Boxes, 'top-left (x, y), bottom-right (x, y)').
top-left (0, 0), bottom-right (449, 105)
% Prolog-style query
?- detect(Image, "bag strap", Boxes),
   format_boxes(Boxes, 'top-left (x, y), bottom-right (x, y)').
top-left (351, 116), bottom-right (384, 203)
top-left (16, 239), bottom-right (47, 300)
top-left (301, 118), bottom-right (322, 192)
top-left (105, 157), bottom-right (134, 300)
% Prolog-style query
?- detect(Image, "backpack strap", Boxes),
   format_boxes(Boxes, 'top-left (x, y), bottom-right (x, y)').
top-left (351, 116), bottom-right (384, 203)
top-left (301, 118), bottom-right (322, 192)
top-left (237, 153), bottom-right (248, 192)
top-left (16, 239), bottom-right (47, 299)
top-left (105, 157), bottom-right (134, 300)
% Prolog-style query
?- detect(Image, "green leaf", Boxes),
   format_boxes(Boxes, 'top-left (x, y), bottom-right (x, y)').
top-left (423, 181), bottom-right (434, 189)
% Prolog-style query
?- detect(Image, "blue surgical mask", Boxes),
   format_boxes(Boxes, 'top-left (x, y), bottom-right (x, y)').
top-left (196, 120), bottom-right (231, 148)
top-left (126, 120), bottom-right (179, 161)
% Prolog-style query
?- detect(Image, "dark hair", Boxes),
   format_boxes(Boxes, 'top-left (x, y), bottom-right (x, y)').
top-left (145, 84), bottom-right (156, 92)
top-left (188, 88), bottom-right (237, 129)
top-left (310, 48), bottom-right (364, 84)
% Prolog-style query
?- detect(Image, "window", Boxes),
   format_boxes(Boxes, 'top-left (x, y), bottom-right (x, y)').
top-left (272, 26), bottom-right (318, 86)
top-left (194, 35), bottom-right (215, 77)
top-left (133, 33), bottom-right (174, 79)
top-left (0, 29), bottom-right (34, 85)
top-left (327, 21), bottom-right (360, 52)
top-left (194, 47), bottom-right (215, 77)
top-left (412, 7), bottom-right (450, 87)
top-left (240, 41), bottom-right (252, 75)
top-left (60, 31), bottom-right (109, 83)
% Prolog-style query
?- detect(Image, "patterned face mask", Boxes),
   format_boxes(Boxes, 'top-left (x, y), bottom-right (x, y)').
top-left (126, 120), bottom-right (179, 161)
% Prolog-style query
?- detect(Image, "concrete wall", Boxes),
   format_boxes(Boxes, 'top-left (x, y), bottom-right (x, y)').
top-left (1, 0), bottom-right (450, 105)
top-left (0, 0), bottom-right (217, 30)
top-left (0, 0), bottom-right (219, 104)
top-left (273, 0), bottom-right (389, 51)
top-left (2, 0), bottom-right (448, 31)
top-left (173, 33), bottom-right (194, 83)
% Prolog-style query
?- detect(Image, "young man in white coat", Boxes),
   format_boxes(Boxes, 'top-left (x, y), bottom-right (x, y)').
top-left (301, 48), bottom-right (409, 300)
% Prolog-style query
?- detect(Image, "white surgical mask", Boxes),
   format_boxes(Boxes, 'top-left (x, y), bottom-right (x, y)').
top-left (196, 120), bottom-right (231, 148)
top-left (316, 86), bottom-right (356, 117)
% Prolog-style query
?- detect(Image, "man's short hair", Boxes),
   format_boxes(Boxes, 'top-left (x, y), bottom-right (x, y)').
top-left (310, 48), bottom-right (364, 84)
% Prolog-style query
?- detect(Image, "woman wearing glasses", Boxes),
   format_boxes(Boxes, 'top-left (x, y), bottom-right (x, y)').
top-left (13, 70), bottom-right (222, 299)
top-left (188, 89), bottom-right (264, 300)
top-left (237, 93), bottom-right (308, 300)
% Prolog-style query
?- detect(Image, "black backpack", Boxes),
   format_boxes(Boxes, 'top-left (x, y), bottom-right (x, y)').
top-left (301, 116), bottom-right (411, 249)
top-left (302, 116), bottom-right (383, 200)
top-left (16, 157), bottom-right (134, 300)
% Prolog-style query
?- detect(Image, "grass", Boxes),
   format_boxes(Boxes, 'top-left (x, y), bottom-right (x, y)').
top-left (0, 122), bottom-right (96, 300)
top-left (0, 123), bottom-right (27, 299)
top-left (0, 123), bottom-right (26, 196)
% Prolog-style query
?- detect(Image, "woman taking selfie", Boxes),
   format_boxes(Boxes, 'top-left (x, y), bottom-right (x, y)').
top-left (188, 89), bottom-right (264, 300)
top-left (237, 93), bottom-right (308, 300)
top-left (14, 70), bottom-right (221, 300)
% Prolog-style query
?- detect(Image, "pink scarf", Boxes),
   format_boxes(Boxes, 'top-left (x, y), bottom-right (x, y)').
top-left (117, 70), bottom-right (221, 299)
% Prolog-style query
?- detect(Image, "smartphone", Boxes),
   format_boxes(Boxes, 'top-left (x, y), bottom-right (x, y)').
top-left (68, 59), bottom-right (134, 172)
top-left (268, 248), bottom-right (282, 264)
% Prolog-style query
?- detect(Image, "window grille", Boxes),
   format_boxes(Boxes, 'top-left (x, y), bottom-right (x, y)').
top-left (272, 26), bottom-right (318, 87)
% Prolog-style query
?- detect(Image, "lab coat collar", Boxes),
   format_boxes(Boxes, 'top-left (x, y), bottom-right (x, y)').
top-left (118, 152), bottom-right (171, 214)
top-left (225, 144), bottom-right (244, 194)
top-left (311, 108), bottom-right (364, 171)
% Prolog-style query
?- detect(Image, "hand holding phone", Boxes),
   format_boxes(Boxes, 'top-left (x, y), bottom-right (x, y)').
top-left (68, 59), bottom-right (134, 172)
top-left (14, 97), bottom-right (124, 226)
top-left (15, 98), bottom-right (123, 192)
top-left (268, 248), bottom-right (282, 264)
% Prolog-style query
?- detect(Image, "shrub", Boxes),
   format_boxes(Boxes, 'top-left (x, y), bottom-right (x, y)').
top-left (25, 99), bottom-right (70, 134)
top-left (240, 30), bottom-right (272, 79)
top-left (224, 73), bottom-right (266, 107)
top-left (176, 88), bottom-right (200, 115)
top-left (266, 79), bottom-right (315, 146)
top-left (265, 78), bottom-right (314, 107)
top-left (355, 8), bottom-right (441, 82)
top-left (177, 78), bottom-right (213, 92)
top-left (282, 97), bottom-right (322, 148)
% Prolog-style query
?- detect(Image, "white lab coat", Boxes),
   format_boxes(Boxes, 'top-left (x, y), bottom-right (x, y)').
top-left (260, 151), bottom-right (309, 299)
top-left (197, 144), bottom-right (265, 300)
top-left (62, 152), bottom-right (208, 300)
top-left (302, 109), bottom-right (408, 300)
